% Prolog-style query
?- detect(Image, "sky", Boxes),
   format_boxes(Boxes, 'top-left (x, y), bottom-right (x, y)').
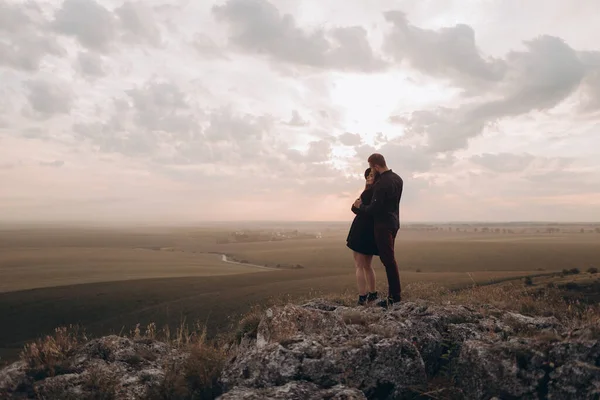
top-left (1, 0), bottom-right (599, 223)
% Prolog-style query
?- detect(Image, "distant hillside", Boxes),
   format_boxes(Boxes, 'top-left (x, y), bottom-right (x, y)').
top-left (1, 278), bottom-right (599, 399)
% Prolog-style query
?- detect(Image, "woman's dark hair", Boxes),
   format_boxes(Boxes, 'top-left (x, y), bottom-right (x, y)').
top-left (364, 167), bottom-right (379, 189)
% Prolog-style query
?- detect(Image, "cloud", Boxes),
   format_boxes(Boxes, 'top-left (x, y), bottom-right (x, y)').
top-left (52, 0), bottom-right (162, 53)
top-left (470, 153), bottom-right (536, 173)
top-left (213, 0), bottom-right (386, 72)
top-left (53, 0), bottom-right (116, 52)
top-left (77, 51), bottom-right (106, 77)
top-left (400, 35), bottom-right (590, 152)
top-left (383, 11), bottom-right (505, 90)
top-left (468, 153), bottom-right (574, 174)
top-left (285, 110), bottom-right (309, 127)
top-left (25, 79), bottom-right (73, 117)
top-left (1, 1), bottom-right (599, 222)
top-left (578, 51), bottom-right (600, 113)
top-left (193, 34), bottom-right (228, 59)
top-left (115, 1), bottom-right (162, 46)
top-left (70, 78), bottom-right (348, 194)
top-left (0, 0), bottom-right (63, 71)
top-left (338, 132), bottom-right (362, 146)
top-left (39, 160), bottom-right (65, 168)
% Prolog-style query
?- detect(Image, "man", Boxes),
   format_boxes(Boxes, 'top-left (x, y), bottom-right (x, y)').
top-left (353, 153), bottom-right (403, 308)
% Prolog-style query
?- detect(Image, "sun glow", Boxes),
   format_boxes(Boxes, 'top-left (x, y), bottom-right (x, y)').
top-left (329, 71), bottom-right (459, 142)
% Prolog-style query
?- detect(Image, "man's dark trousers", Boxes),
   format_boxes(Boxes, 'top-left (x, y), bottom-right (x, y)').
top-left (374, 224), bottom-right (401, 301)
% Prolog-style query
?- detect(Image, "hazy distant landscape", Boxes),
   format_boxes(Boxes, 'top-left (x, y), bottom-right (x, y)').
top-left (1, 222), bottom-right (599, 365)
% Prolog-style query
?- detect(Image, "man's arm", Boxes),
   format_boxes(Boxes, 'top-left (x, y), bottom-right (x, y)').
top-left (359, 183), bottom-right (386, 216)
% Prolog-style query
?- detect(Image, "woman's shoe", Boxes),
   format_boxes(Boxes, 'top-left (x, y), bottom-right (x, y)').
top-left (366, 292), bottom-right (378, 303)
top-left (357, 294), bottom-right (368, 306)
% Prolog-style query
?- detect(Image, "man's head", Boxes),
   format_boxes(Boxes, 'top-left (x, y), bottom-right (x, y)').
top-left (367, 153), bottom-right (388, 174)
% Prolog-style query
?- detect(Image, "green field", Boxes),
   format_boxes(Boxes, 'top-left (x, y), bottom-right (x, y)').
top-left (1, 223), bottom-right (599, 365)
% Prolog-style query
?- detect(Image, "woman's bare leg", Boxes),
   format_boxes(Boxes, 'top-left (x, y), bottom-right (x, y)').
top-left (353, 251), bottom-right (367, 296)
top-left (364, 255), bottom-right (376, 293)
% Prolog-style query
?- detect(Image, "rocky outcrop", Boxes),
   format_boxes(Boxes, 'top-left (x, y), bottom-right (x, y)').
top-left (1, 299), bottom-right (598, 399)
top-left (222, 300), bottom-right (599, 400)
top-left (0, 335), bottom-right (184, 399)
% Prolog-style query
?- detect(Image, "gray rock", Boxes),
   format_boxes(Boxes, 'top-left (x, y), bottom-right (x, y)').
top-left (0, 335), bottom-right (180, 399)
top-left (1, 299), bottom-right (598, 400)
top-left (223, 304), bottom-right (427, 399)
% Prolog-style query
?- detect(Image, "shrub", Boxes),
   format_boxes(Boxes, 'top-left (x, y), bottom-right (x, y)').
top-left (235, 306), bottom-right (262, 343)
top-left (524, 277), bottom-right (533, 286)
top-left (147, 339), bottom-right (227, 400)
top-left (182, 343), bottom-right (227, 399)
top-left (588, 267), bottom-right (598, 274)
top-left (20, 325), bottom-right (86, 380)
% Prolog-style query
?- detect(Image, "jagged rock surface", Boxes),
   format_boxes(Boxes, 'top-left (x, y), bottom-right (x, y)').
top-left (1, 299), bottom-right (599, 399)
top-left (221, 300), bottom-right (599, 400)
top-left (0, 335), bottom-right (183, 399)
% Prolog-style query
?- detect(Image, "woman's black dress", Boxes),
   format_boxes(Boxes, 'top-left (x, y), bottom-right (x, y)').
top-left (346, 187), bottom-right (379, 256)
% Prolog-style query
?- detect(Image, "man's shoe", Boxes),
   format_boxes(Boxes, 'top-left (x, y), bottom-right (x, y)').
top-left (357, 294), bottom-right (367, 306)
top-left (377, 296), bottom-right (400, 309)
top-left (366, 292), bottom-right (378, 303)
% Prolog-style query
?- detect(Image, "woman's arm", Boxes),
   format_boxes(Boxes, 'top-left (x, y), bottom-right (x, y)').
top-left (351, 189), bottom-right (370, 214)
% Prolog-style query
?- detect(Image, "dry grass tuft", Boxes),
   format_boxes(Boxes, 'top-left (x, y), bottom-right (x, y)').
top-left (20, 325), bottom-right (86, 380)
top-left (82, 365), bottom-right (120, 400)
top-left (429, 282), bottom-right (600, 332)
top-left (234, 305), bottom-right (263, 343)
top-left (147, 326), bottom-right (229, 400)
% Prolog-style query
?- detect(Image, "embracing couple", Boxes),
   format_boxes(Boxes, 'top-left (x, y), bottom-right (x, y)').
top-left (347, 153), bottom-right (403, 308)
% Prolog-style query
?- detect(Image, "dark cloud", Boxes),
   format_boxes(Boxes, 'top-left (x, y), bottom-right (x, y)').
top-left (338, 132), bottom-right (362, 146)
top-left (52, 0), bottom-right (162, 52)
top-left (0, 1), bottom-right (63, 71)
top-left (403, 108), bottom-right (485, 153)
top-left (25, 79), bottom-right (73, 117)
top-left (77, 51), bottom-right (106, 77)
top-left (126, 81), bottom-right (198, 134)
top-left (304, 139), bottom-right (332, 163)
top-left (383, 11), bottom-right (505, 90)
top-left (53, 0), bottom-right (116, 52)
top-left (73, 81), bottom-right (201, 157)
top-left (472, 36), bottom-right (585, 118)
top-left (115, 1), bottom-right (162, 46)
top-left (39, 160), bottom-right (65, 168)
top-left (192, 34), bottom-right (228, 59)
top-left (285, 110), bottom-right (309, 127)
top-left (400, 35), bottom-right (590, 153)
top-left (213, 0), bottom-right (386, 72)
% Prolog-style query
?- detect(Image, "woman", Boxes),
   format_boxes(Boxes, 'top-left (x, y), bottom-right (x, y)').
top-left (346, 168), bottom-right (379, 306)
